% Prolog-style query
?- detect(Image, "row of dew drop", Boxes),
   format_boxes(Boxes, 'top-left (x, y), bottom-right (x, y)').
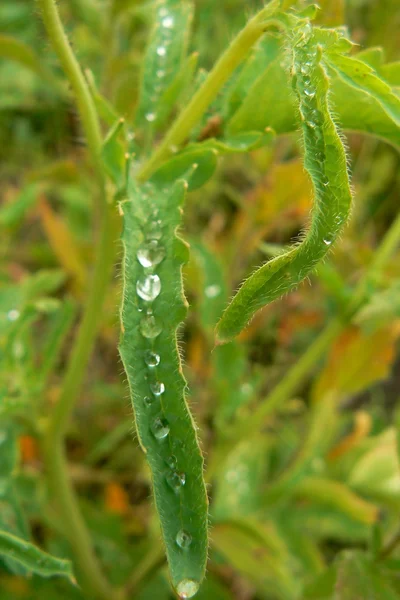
top-left (294, 26), bottom-right (343, 247)
top-left (135, 203), bottom-right (197, 598)
top-left (145, 4), bottom-right (177, 124)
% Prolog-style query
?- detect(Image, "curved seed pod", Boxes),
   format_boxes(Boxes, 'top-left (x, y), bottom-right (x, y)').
top-left (216, 22), bottom-right (352, 344)
top-left (119, 179), bottom-right (208, 598)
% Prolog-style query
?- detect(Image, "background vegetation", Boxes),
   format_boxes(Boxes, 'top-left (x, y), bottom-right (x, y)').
top-left (0, 0), bottom-right (400, 598)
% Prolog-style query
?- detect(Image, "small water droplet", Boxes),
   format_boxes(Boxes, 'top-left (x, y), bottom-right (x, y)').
top-left (137, 240), bottom-right (166, 268)
top-left (146, 221), bottom-right (163, 241)
top-left (145, 112), bottom-right (156, 122)
top-left (321, 174), bottom-right (329, 186)
top-left (306, 120), bottom-right (317, 129)
top-left (151, 417), bottom-right (170, 439)
top-left (157, 46), bottom-right (167, 57)
top-left (323, 238), bottom-right (332, 246)
top-left (150, 381), bottom-right (165, 396)
top-left (144, 396), bottom-right (155, 407)
top-left (166, 470), bottom-right (186, 491)
top-left (7, 309), bottom-right (20, 322)
top-left (140, 315), bottom-right (162, 338)
top-left (156, 69), bottom-right (165, 78)
top-left (304, 87), bottom-right (316, 98)
top-left (144, 350), bottom-right (160, 367)
top-left (204, 284), bottom-right (221, 298)
top-left (176, 579), bottom-right (199, 599)
top-left (162, 16), bottom-right (174, 28)
top-left (166, 455), bottom-right (177, 469)
top-left (176, 529), bottom-right (192, 549)
top-left (136, 274), bottom-right (161, 301)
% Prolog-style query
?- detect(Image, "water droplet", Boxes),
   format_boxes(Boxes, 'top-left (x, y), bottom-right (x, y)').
top-left (145, 112), bottom-right (156, 122)
top-left (150, 381), bottom-right (165, 396)
top-left (176, 529), bottom-right (192, 549)
top-left (146, 221), bottom-right (163, 241)
top-left (304, 87), bottom-right (316, 98)
top-left (306, 120), bottom-right (317, 129)
top-left (321, 174), bottom-right (329, 186)
top-left (176, 579), bottom-right (199, 599)
top-left (166, 470), bottom-right (186, 491)
top-left (162, 16), bottom-right (174, 28)
top-left (136, 274), bottom-right (161, 301)
top-left (144, 396), bottom-right (155, 407)
top-left (7, 309), bottom-right (20, 322)
top-left (156, 46), bottom-right (166, 57)
top-left (140, 315), bottom-right (162, 338)
top-left (137, 240), bottom-right (166, 268)
top-left (151, 417), bottom-right (170, 439)
top-left (144, 350), bottom-right (160, 367)
top-left (166, 455), bottom-right (177, 469)
top-left (156, 69), bottom-right (165, 78)
top-left (205, 284), bottom-right (221, 298)
top-left (323, 238), bottom-right (332, 246)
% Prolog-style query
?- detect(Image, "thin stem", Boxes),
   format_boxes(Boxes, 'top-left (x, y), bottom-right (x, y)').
top-left (137, 4), bottom-right (281, 181)
top-left (36, 0), bottom-right (120, 597)
top-left (37, 0), bottom-right (103, 178)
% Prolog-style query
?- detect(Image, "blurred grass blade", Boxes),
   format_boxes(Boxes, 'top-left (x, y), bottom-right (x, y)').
top-left (0, 530), bottom-right (75, 582)
top-left (135, 0), bottom-right (193, 135)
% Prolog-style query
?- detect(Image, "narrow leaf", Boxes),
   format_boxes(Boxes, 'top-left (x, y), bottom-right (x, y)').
top-left (216, 22), bottom-right (352, 343)
top-left (0, 530), bottom-right (74, 582)
top-left (119, 178), bottom-right (208, 597)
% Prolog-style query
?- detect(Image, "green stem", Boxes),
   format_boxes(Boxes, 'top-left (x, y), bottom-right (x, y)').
top-left (137, 4), bottom-right (281, 181)
top-left (36, 0), bottom-right (119, 597)
top-left (37, 0), bottom-right (103, 178)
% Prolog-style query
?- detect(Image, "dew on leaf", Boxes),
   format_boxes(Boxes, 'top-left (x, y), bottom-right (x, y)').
top-left (144, 350), bottom-right (160, 367)
top-left (176, 529), bottom-right (192, 549)
top-left (140, 315), bottom-right (162, 338)
top-left (136, 274), bottom-right (161, 301)
top-left (150, 381), bottom-right (165, 396)
top-left (151, 417), bottom-right (170, 439)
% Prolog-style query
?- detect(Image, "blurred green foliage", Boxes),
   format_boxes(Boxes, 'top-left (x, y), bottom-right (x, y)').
top-left (0, 0), bottom-right (400, 598)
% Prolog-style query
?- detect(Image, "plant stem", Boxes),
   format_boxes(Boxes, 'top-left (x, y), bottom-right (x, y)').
top-left (137, 4), bottom-right (280, 181)
top-left (37, 0), bottom-right (103, 180)
top-left (124, 544), bottom-right (165, 596)
top-left (36, 0), bottom-right (119, 597)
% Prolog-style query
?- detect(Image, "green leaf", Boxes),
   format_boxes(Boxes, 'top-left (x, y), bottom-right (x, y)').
top-left (150, 147), bottom-right (218, 191)
top-left (0, 34), bottom-right (54, 84)
top-left (213, 438), bottom-right (269, 520)
top-left (216, 22), bottom-right (352, 343)
top-left (135, 0), bottom-right (193, 134)
top-left (0, 424), bottom-right (18, 482)
top-left (86, 69), bottom-right (119, 127)
top-left (119, 178), bottom-right (208, 596)
top-left (333, 551), bottom-right (399, 600)
top-left (101, 118), bottom-right (127, 189)
top-left (0, 184), bottom-right (40, 228)
top-left (325, 53), bottom-right (400, 127)
top-left (212, 519), bottom-right (296, 599)
top-left (154, 52), bottom-right (198, 130)
top-left (0, 530), bottom-right (74, 582)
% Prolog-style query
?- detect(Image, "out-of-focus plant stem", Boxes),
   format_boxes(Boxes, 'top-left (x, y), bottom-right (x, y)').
top-left (36, 0), bottom-right (120, 598)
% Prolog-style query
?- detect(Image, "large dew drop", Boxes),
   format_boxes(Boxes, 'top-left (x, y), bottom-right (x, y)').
top-left (150, 381), bottom-right (165, 396)
top-left (176, 579), bottom-right (200, 599)
top-left (151, 417), bottom-right (170, 440)
top-left (176, 529), bottom-right (192, 549)
top-left (140, 315), bottom-right (162, 338)
top-left (137, 274), bottom-right (161, 301)
top-left (137, 240), bottom-right (166, 268)
top-left (144, 350), bottom-right (160, 367)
